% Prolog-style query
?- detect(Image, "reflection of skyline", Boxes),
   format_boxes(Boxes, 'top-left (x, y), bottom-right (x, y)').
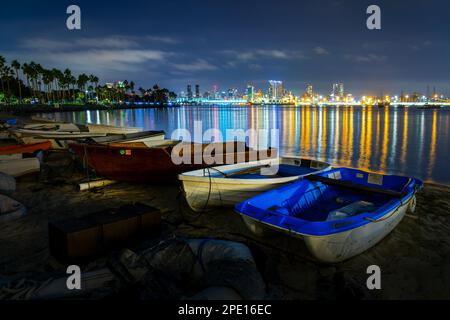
top-left (50, 106), bottom-right (450, 185)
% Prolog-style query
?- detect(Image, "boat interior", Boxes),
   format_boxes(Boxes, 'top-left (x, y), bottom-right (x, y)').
top-left (220, 164), bottom-right (318, 179)
top-left (260, 168), bottom-right (413, 222)
top-left (274, 183), bottom-right (392, 222)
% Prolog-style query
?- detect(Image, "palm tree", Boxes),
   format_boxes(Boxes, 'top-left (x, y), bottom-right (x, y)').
top-left (63, 69), bottom-right (73, 101)
top-left (27, 61), bottom-right (39, 99)
top-left (0, 66), bottom-right (14, 103)
top-left (21, 63), bottom-right (31, 94)
top-left (34, 63), bottom-right (44, 99)
top-left (51, 68), bottom-right (62, 101)
top-left (77, 73), bottom-right (89, 92)
top-left (89, 75), bottom-right (99, 101)
top-left (42, 69), bottom-right (55, 102)
top-left (77, 73), bottom-right (89, 101)
top-left (0, 55), bottom-right (5, 94)
top-left (11, 60), bottom-right (22, 103)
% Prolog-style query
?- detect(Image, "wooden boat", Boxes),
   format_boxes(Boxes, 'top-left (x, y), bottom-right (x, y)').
top-left (86, 124), bottom-right (142, 134)
top-left (0, 194), bottom-right (27, 223)
top-left (88, 130), bottom-right (165, 145)
top-left (179, 157), bottom-right (331, 212)
top-left (0, 141), bottom-right (52, 156)
top-left (0, 157), bottom-right (40, 177)
top-left (22, 122), bottom-right (82, 132)
top-left (69, 140), bottom-right (276, 183)
top-left (29, 117), bottom-right (143, 133)
top-left (19, 134), bottom-right (107, 150)
top-left (17, 123), bottom-right (142, 136)
top-left (235, 168), bottom-right (423, 263)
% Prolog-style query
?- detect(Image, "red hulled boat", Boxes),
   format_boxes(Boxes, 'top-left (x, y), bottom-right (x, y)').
top-left (69, 140), bottom-right (276, 183)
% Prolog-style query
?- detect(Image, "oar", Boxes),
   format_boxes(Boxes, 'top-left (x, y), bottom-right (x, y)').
top-left (223, 164), bottom-right (271, 178)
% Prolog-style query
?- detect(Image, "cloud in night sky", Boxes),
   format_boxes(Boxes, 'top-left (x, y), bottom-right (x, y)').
top-left (171, 59), bottom-right (218, 72)
top-left (314, 47), bottom-right (329, 55)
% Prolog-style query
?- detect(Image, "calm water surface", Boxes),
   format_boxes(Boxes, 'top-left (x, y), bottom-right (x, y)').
top-left (42, 105), bottom-right (450, 185)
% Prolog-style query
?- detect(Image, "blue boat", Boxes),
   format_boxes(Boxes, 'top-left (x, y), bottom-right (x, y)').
top-left (235, 168), bottom-right (423, 262)
top-left (0, 118), bottom-right (17, 126)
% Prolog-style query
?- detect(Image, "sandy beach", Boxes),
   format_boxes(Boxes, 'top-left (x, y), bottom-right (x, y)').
top-left (0, 149), bottom-right (449, 300)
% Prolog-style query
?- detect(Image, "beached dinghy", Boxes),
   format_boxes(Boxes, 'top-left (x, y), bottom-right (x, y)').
top-left (0, 194), bottom-right (27, 223)
top-left (88, 130), bottom-right (165, 145)
top-left (16, 123), bottom-right (142, 136)
top-left (235, 168), bottom-right (423, 263)
top-left (0, 157), bottom-right (40, 177)
top-left (86, 124), bottom-right (142, 134)
top-left (69, 140), bottom-right (276, 183)
top-left (179, 157), bottom-right (331, 212)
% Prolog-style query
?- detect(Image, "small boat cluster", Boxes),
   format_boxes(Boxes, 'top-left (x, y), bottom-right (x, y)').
top-left (0, 117), bottom-right (424, 263)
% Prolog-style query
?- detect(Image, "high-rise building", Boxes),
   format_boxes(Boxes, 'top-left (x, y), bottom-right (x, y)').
top-left (246, 84), bottom-right (255, 102)
top-left (227, 88), bottom-right (238, 99)
top-left (195, 84), bottom-right (200, 98)
top-left (332, 83), bottom-right (338, 97)
top-left (331, 82), bottom-right (344, 99)
top-left (187, 85), bottom-right (193, 100)
top-left (306, 84), bottom-right (313, 97)
top-left (268, 80), bottom-right (283, 101)
top-left (212, 85), bottom-right (219, 99)
top-left (338, 83), bottom-right (344, 97)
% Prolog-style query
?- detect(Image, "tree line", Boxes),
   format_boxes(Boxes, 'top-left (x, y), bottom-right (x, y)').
top-left (0, 55), bottom-right (177, 106)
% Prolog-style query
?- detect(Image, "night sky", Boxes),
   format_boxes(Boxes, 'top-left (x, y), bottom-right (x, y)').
top-left (1, 0), bottom-right (450, 96)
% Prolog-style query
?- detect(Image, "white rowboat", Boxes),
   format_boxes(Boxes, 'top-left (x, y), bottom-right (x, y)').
top-left (179, 157), bottom-right (331, 212)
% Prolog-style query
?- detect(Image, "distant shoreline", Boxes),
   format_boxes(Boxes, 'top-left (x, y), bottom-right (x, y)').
top-left (1, 102), bottom-right (448, 115)
top-left (0, 103), bottom-right (180, 114)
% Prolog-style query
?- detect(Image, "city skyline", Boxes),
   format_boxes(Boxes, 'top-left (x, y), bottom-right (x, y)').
top-left (1, 0), bottom-right (450, 96)
top-left (177, 80), bottom-right (448, 104)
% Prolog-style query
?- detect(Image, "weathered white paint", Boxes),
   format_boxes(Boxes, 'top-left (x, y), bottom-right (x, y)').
top-left (179, 157), bottom-right (331, 212)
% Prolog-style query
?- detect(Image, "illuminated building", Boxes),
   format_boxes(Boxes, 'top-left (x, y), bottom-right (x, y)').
top-left (338, 83), bottom-right (344, 97)
top-left (187, 85), bottom-right (193, 100)
top-left (331, 83), bottom-right (344, 98)
top-left (246, 85), bottom-right (254, 102)
top-left (306, 84), bottom-right (313, 97)
top-left (227, 88), bottom-right (238, 99)
top-left (268, 80), bottom-right (283, 102)
top-left (195, 84), bottom-right (200, 98)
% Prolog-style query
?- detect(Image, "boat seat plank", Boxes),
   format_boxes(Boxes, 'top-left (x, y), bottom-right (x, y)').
top-left (304, 174), bottom-right (406, 198)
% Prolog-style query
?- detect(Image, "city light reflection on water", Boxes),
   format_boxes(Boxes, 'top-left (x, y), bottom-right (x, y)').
top-left (45, 105), bottom-right (450, 185)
